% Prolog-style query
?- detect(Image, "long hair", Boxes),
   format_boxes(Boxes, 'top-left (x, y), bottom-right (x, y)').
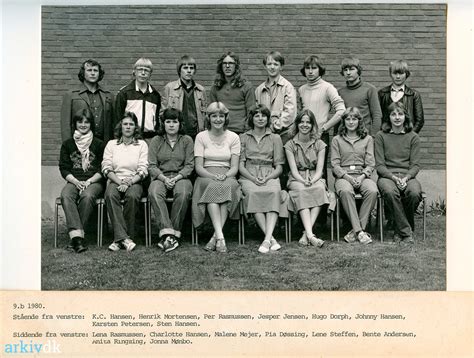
top-left (204, 102), bottom-right (230, 130)
top-left (71, 108), bottom-right (96, 136)
top-left (389, 59), bottom-right (411, 78)
top-left (114, 111), bottom-right (142, 140)
top-left (300, 55), bottom-right (326, 77)
top-left (213, 51), bottom-right (246, 89)
top-left (381, 102), bottom-right (413, 133)
top-left (77, 59), bottom-right (105, 83)
top-left (338, 107), bottom-right (368, 138)
top-left (288, 109), bottom-right (319, 140)
top-left (157, 108), bottom-right (185, 135)
top-left (339, 56), bottom-right (362, 76)
top-left (246, 104), bottom-right (271, 129)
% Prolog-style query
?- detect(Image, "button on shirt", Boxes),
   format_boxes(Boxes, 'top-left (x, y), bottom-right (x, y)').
top-left (330, 134), bottom-right (375, 178)
top-left (87, 91), bottom-right (104, 137)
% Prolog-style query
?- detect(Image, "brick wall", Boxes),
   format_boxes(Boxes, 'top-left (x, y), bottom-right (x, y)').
top-left (42, 4), bottom-right (446, 168)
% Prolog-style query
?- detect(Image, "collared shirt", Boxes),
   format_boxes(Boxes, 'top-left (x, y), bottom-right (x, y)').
top-left (86, 90), bottom-right (104, 137)
top-left (330, 134), bottom-right (375, 178)
top-left (255, 75), bottom-right (297, 130)
top-left (390, 84), bottom-right (405, 102)
top-left (148, 134), bottom-right (194, 180)
top-left (102, 138), bottom-right (148, 180)
top-left (239, 128), bottom-right (285, 167)
top-left (284, 137), bottom-right (326, 171)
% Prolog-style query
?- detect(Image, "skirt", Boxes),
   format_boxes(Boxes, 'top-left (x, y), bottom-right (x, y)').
top-left (192, 167), bottom-right (241, 228)
top-left (239, 178), bottom-right (289, 218)
top-left (288, 178), bottom-right (330, 212)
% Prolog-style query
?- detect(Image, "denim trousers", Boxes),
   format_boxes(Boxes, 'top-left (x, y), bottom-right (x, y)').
top-left (60, 182), bottom-right (104, 239)
top-left (377, 177), bottom-right (422, 237)
top-left (335, 178), bottom-right (378, 233)
top-left (105, 183), bottom-right (143, 242)
top-left (148, 179), bottom-right (193, 239)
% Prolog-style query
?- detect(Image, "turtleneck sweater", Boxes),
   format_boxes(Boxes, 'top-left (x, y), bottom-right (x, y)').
top-left (298, 77), bottom-right (345, 130)
top-left (338, 79), bottom-right (382, 135)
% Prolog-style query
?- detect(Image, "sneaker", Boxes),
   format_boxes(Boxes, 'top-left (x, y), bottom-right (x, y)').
top-left (357, 231), bottom-right (373, 244)
top-left (344, 230), bottom-right (356, 243)
top-left (308, 235), bottom-right (324, 248)
top-left (108, 242), bottom-right (121, 252)
top-left (163, 236), bottom-right (179, 253)
top-left (204, 235), bottom-right (217, 251)
top-left (216, 238), bottom-right (227, 253)
top-left (157, 238), bottom-right (166, 250)
top-left (393, 233), bottom-right (402, 244)
top-left (122, 238), bottom-right (136, 252)
top-left (298, 232), bottom-right (309, 246)
top-left (258, 240), bottom-right (271, 254)
top-left (270, 237), bottom-right (281, 251)
top-left (402, 235), bottom-right (414, 244)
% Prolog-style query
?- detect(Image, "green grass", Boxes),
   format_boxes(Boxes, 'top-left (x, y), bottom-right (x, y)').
top-left (41, 215), bottom-right (445, 291)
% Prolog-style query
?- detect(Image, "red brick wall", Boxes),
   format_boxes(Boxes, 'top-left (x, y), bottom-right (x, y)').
top-left (42, 4), bottom-right (446, 168)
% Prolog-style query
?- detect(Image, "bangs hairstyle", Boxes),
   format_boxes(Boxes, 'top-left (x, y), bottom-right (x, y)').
top-left (214, 51), bottom-right (246, 89)
top-left (382, 101), bottom-right (413, 133)
top-left (158, 108), bottom-right (185, 135)
top-left (204, 102), bottom-right (230, 129)
top-left (263, 51), bottom-right (285, 66)
top-left (300, 55), bottom-right (326, 77)
top-left (247, 104), bottom-right (271, 129)
top-left (338, 107), bottom-right (367, 138)
top-left (71, 108), bottom-right (96, 135)
top-left (133, 57), bottom-right (153, 74)
top-left (389, 59), bottom-right (411, 78)
top-left (176, 55), bottom-right (196, 75)
top-left (114, 111), bottom-right (142, 139)
top-left (78, 59), bottom-right (105, 83)
top-left (340, 56), bottom-right (362, 76)
top-left (288, 109), bottom-right (319, 140)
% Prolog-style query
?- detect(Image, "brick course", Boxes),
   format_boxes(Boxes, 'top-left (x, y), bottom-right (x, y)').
top-left (42, 4), bottom-right (446, 169)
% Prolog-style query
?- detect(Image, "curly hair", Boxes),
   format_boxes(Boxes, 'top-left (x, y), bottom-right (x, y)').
top-left (381, 102), bottom-right (413, 133)
top-left (157, 108), bottom-right (185, 135)
top-left (213, 51), bottom-right (246, 89)
top-left (71, 108), bottom-right (96, 135)
top-left (114, 111), bottom-right (142, 140)
top-left (246, 104), bottom-right (271, 129)
top-left (338, 107), bottom-right (368, 138)
top-left (77, 59), bottom-right (105, 83)
top-left (288, 109), bottom-right (319, 140)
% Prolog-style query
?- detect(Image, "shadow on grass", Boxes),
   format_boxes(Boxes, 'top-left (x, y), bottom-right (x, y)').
top-left (41, 216), bottom-right (445, 291)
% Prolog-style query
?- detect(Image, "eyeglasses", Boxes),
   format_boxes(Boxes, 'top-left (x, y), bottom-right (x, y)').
top-left (222, 62), bottom-right (236, 67)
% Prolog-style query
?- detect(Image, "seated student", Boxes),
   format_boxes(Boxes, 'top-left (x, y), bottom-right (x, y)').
top-left (331, 107), bottom-right (378, 244)
top-left (192, 102), bottom-right (241, 253)
top-left (378, 60), bottom-right (424, 133)
top-left (285, 109), bottom-right (331, 248)
top-left (59, 108), bottom-right (105, 253)
top-left (102, 112), bottom-right (148, 252)
top-left (148, 108), bottom-right (194, 252)
top-left (239, 104), bottom-right (287, 254)
top-left (375, 102), bottom-right (422, 243)
top-left (161, 55), bottom-right (207, 139)
top-left (255, 51), bottom-right (297, 144)
top-left (338, 56), bottom-right (382, 135)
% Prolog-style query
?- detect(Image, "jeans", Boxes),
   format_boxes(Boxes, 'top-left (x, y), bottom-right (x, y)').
top-left (377, 177), bottom-right (422, 237)
top-left (335, 178), bottom-right (378, 233)
top-left (148, 179), bottom-right (192, 239)
top-left (105, 182), bottom-right (143, 242)
top-left (60, 182), bottom-right (104, 239)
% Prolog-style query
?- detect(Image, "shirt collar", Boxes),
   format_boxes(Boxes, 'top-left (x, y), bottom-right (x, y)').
top-left (342, 133), bottom-right (361, 142)
top-left (265, 75), bottom-right (283, 88)
top-left (79, 83), bottom-right (103, 94)
top-left (389, 129), bottom-right (406, 134)
top-left (391, 84), bottom-right (405, 92)
top-left (292, 135), bottom-right (317, 147)
top-left (245, 128), bottom-right (273, 140)
top-left (135, 81), bottom-right (153, 93)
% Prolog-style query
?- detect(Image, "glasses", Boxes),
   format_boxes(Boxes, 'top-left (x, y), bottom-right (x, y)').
top-left (222, 62), bottom-right (236, 67)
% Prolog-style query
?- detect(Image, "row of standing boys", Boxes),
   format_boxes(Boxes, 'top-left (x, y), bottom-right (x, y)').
top-left (59, 51), bottom-right (424, 254)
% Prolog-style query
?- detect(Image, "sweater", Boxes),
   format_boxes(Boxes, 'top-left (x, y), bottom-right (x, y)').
top-left (59, 137), bottom-right (105, 181)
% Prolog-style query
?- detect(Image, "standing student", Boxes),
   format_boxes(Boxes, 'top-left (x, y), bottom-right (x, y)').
top-left (338, 56), bottom-right (382, 135)
top-left (255, 51), bottom-right (297, 143)
top-left (209, 51), bottom-right (255, 134)
top-left (378, 60), bottom-right (424, 133)
top-left (161, 55), bottom-right (207, 139)
top-left (60, 59), bottom-right (115, 142)
top-left (115, 58), bottom-right (161, 141)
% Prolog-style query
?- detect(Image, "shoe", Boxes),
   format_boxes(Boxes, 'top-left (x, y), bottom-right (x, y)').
top-left (308, 235), bottom-right (324, 248)
top-left (122, 238), bottom-right (136, 252)
top-left (204, 235), bottom-right (217, 251)
top-left (71, 237), bottom-right (88, 253)
top-left (157, 238), bottom-right (166, 250)
top-left (108, 241), bottom-right (121, 252)
top-left (402, 235), bottom-right (414, 244)
top-left (270, 237), bottom-right (281, 251)
top-left (258, 240), bottom-right (271, 254)
top-left (357, 231), bottom-right (372, 244)
top-left (393, 233), bottom-right (402, 244)
top-left (163, 236), bottom-right (179, 253)
top-left (216, 238), bottom-right (227, 253)
top-left (298, 232), bottom-right (309, 246)
top-left (344, 230), bottom-right (356, 243)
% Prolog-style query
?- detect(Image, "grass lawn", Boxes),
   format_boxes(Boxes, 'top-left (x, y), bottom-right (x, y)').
top-left (41, 212), bottom-right (446, 291)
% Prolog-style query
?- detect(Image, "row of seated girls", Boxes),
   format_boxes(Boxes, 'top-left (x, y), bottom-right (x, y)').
top-left (59, 101), bottom-right (421, 254)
